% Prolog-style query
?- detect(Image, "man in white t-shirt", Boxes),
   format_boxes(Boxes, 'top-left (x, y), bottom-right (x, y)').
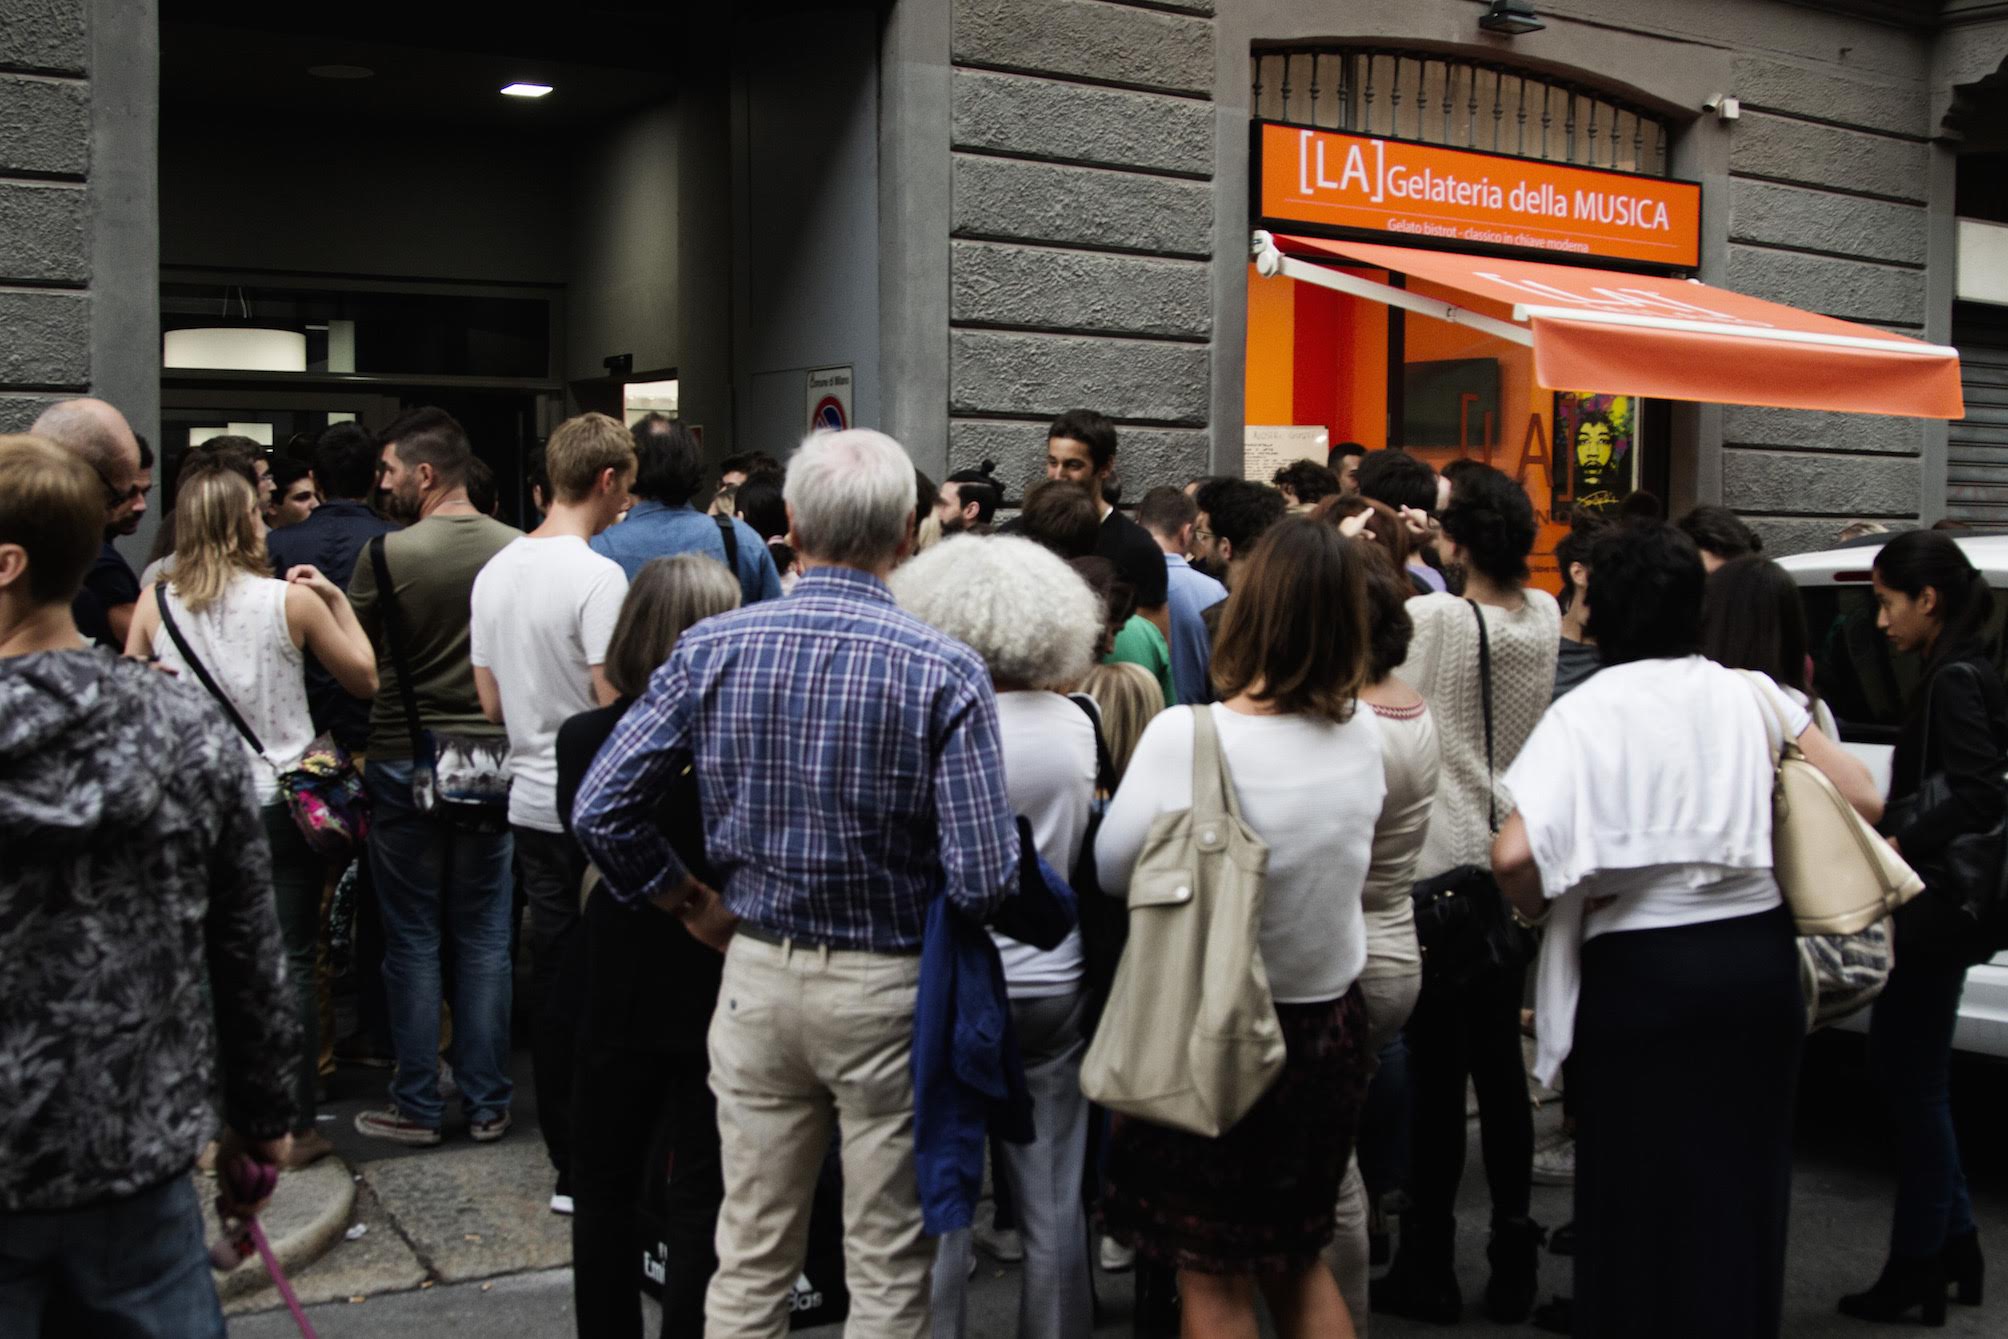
top-left (469, 412), bottom-right (633, 1212)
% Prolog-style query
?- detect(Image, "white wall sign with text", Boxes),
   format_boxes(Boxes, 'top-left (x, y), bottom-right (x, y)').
top-left (1243, 425), bottom-right (1329, 483)
top-left (807, 366), bottom-right (854, 434)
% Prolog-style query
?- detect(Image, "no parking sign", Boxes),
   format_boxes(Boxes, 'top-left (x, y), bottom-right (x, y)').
top-left (807, 366), bottom-right (853, 434)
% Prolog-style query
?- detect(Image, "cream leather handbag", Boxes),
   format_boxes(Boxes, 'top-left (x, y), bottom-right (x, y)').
top-left (1079, 706), bottom-right (1286, 1137)
top-left (1743, 672), bottom-right (1923, 935)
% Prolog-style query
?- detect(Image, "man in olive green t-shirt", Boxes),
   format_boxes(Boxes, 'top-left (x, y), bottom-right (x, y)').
top-left (345, 408), bottom-right (522, 1149)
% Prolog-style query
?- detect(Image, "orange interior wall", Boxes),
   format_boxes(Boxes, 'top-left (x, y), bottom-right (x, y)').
top-left (1247, 266), bottom-right (1566, 593)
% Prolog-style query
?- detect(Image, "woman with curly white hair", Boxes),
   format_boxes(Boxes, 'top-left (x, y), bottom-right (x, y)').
top-left (893, 533), bottom-right (1105, 1339)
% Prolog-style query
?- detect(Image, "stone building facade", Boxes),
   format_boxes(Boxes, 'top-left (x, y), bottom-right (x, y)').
top-left (7, 0), bottom-right (2007, 554)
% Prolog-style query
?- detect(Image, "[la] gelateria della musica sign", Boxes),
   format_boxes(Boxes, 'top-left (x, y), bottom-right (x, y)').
top-left (1257, 123), bottom-right (1701, 270)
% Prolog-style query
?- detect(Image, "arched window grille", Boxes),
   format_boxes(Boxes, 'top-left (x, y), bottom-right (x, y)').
top-left (1253, 47), bottom-right (1672, 177)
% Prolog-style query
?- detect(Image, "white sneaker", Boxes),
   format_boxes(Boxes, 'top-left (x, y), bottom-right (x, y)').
top-left (973, 1224), bottom-right (1024, 1264)
top-left (1531, 1135), bottom-right (1576, 1186)
top-left (549, 1192), bottom-right (575, 1215)
top-left (1098, 1237), bottom-right (1135, 1273)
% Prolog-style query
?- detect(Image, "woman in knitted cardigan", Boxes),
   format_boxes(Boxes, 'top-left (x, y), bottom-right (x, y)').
top-left (1373, 465), bottom-right (1559, 1326)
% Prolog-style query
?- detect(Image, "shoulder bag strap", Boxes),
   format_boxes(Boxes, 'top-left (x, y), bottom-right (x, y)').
top-left (1736, 669), bottom-right (1793, 765)
top-left (1189, 703), bottom-right (1243, 823)
top-left (1467, 599), bottom-right (1497, 833)
top-left (1067, 692), bottom-right (1118, 797)
top-left (714, 513), bottom-right (739, 576)
top-left (155, 581), bottom-right (268, 756)
top-left (369, 535), bottom-right (428, 761)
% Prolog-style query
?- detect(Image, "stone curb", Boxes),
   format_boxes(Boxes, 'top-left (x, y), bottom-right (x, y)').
top-left (205, 1156), bottom-right (359, 1303)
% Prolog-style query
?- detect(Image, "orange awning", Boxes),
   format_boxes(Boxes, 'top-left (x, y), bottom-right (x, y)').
top-left (1258, 233), bottom-right (1965, 420)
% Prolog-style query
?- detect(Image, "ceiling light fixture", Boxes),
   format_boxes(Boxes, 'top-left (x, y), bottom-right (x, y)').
top-left (1478, 0), bottom-right (1545, 36)
top-left (501, 82), bottom-right (553, 98)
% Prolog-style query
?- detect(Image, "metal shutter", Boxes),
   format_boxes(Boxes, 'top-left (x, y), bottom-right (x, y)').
top-left (1947, 300), bottom-right (2008, 527)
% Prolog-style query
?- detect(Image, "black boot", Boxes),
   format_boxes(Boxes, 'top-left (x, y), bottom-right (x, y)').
top-left (1838, 1254), bottom-right (1948, 1327)
top-left (1372, 1214), bottom-right (1461, 1324)
top-left (1943, 1229), bottom-right (1984, 1307)
top-left (1484, 1216), bottom-right (1543, 1324)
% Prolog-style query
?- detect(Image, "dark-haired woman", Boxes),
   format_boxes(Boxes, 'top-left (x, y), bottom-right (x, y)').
top-left (1492, 522), bottom-right (1879, 1339)
top-left (1375, 465), bottom-right (1557, 1325)
top-left (1097, 517), bottom-right (1384, 1339)
top-left (554, 554), bottom-right (741, 1338)
top-left (1840, 530), bottom-right (2006, 1324)
top-left (1701, 555), bottom-right (1840, 738)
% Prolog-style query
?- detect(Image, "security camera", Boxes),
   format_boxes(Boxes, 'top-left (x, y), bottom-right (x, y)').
top-left (1703, 94), bottom-right (1741, 121)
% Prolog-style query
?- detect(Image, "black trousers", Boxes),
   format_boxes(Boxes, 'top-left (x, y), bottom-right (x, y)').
top-left (1402, 957), bottom-right (1532, 1248)
top-left (571, 1047), bottom-right (722, 1339)
top-left (516, 829), bottom-right (587, 1183)
top-left (1572, 906), bottom-right (1802, 1339)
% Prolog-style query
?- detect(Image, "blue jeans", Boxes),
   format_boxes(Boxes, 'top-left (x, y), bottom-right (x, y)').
top-left (0, 1177), bottom-right (224, 1337)
top-left (1868, 956), bottom-right (1976, 1257)
top-left (366, 760), bottom-right (515, 1128)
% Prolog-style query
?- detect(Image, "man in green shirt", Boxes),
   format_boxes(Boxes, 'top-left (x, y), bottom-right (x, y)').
top-left (345, 408), bottom-right (522, 1150)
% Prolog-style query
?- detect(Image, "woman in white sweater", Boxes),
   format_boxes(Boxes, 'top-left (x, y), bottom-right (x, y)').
top-left (893, 533), bottom-right (1106, 1339)
top-left (1493, 522), bottom-right (1879, 1337)
top-left (1097, 517), bottom-right (1383, 1339)
top-left (1376, 465), bottom-right (1558, 1327)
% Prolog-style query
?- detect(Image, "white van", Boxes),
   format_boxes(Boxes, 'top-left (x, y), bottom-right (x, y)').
top-left (1778, 534), bottom-right (2008, 1058)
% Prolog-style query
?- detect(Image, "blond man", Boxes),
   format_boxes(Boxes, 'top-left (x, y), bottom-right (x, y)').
top-left (469, 412), bottom-right (634, 1210)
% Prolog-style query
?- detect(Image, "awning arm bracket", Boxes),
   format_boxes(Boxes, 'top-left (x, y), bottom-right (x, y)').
top-left (1251, 230), bottom-right (1533, 348)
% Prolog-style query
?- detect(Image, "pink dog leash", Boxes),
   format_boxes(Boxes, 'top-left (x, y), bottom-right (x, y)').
top-left (211, 1156), bottom-right (320, 1339)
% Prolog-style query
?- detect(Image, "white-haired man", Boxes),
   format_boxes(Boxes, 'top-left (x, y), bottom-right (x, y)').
top-left (574, 429), bottom-right (1019, 1337)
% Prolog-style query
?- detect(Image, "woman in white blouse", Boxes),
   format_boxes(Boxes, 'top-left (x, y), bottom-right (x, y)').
top-left (126, 458), bottom-right (377, 1169)
top-left (893, 533), bottom-right (1106, 1339)
top-left (1096, 517), bottom-right (1383, 1339)
top-left (1493, 522), bottom-right (1879, 1339)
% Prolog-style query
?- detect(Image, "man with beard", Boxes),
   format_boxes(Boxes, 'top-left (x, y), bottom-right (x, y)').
top-left (933, 463), bottom-right (1002, 537)
top-left (345, 407), bottom-right (522, 1150)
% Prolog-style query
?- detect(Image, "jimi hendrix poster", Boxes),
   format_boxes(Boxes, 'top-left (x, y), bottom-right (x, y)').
top-left (1555, 391), bottom-right (1637, 514)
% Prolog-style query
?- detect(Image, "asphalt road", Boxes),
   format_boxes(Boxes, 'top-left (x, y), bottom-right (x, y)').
top-left (229, 1030), bottom-right (2008, 1337)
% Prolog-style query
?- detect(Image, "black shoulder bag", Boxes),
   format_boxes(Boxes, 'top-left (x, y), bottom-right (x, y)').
top-left (155, 581), bottom-right (368, 859)
top-left (368, 535), bottom-right (512, 832)
top-left (1409, 599), bottom-right (1535, 987)
top-left (713, 513), bottom-right (739, 574)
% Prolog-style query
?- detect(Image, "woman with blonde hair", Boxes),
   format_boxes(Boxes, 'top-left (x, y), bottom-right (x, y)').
top-left (554, 553), bottom-right (742, 1337)
top-left (893, 533), bottom-right (1107, 1339)
top-left (125, 456), bottom-right (377, 1168)
top-left (1080, 661), bottom-right (1165, 783)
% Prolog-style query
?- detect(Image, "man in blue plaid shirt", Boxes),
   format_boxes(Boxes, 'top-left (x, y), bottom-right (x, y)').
top-left (574, 428), bottom-right (1018, 1337)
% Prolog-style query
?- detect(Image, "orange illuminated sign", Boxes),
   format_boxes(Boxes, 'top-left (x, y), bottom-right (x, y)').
top-left (1258, 124), bottom-right (1701, 269)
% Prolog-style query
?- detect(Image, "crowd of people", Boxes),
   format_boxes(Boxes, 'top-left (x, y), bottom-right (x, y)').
top-left (0, 394), bottom-right (2002, 1339)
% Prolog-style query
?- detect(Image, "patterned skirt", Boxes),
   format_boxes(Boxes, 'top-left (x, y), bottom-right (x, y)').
top-left (1100, 985), bottom-right (1370, 1275)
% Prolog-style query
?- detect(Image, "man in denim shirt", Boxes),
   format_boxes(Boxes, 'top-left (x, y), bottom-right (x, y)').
top-left (591, 415), bottom-right (782, 604)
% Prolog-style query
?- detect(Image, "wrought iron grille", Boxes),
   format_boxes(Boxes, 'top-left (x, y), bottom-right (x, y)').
top-left (1253, 47), bottom-right (1672, 177)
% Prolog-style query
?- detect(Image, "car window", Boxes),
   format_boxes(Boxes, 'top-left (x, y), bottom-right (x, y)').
top-left (1803, 583), bottom-right (2008, 746)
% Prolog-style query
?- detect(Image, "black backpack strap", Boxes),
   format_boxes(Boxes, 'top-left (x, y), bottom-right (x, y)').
top-left (1468, 598), bottom-right (1497, 833)
top-left (155, 581), bottom-right (267, 756)
top-left (714, 513), bottom-right (739, 578)
top-left (1067, 692), bottom-right (1118, 797)
top-left (369, 535), bottom-right (428, 761)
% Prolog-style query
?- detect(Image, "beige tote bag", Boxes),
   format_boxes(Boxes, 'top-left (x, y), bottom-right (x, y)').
top-left (1079, 706), bottom-right (1286, 1137)
top-left (1742, 672), bottom-right (1923, 935)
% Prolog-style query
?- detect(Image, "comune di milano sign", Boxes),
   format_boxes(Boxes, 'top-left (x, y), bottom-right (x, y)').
top-left (1257, 123), bottom-right (1701, 271)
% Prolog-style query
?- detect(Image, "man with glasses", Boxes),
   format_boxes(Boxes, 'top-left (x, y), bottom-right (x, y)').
top-left (30, 399), bottom-right (146, 649)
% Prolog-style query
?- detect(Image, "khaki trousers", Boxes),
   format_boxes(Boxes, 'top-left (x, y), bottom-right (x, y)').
top-left (706, 934), bottom-right (930, 1339)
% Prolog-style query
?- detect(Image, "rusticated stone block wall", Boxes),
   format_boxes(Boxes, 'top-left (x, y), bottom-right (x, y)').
top-left (947, 0), bottom-right (1217, 495)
